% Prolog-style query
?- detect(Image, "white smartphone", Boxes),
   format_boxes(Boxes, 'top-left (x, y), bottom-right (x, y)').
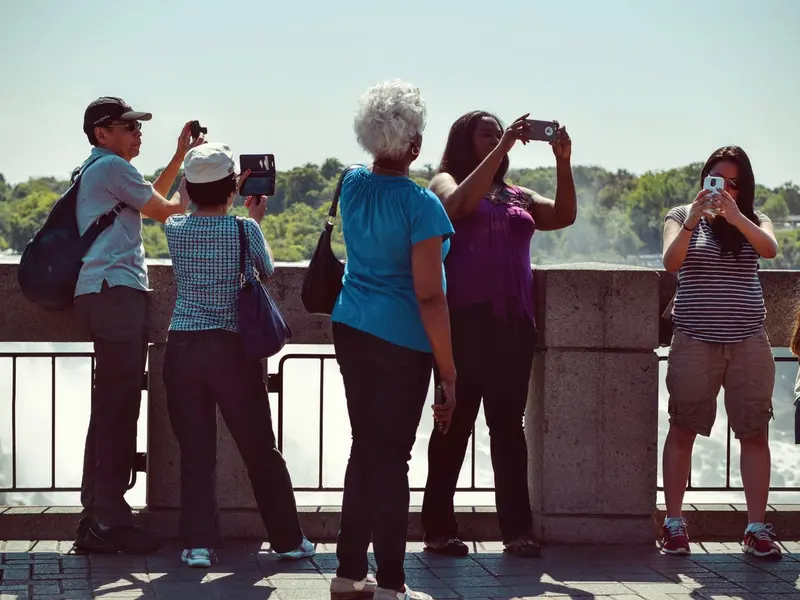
top-left (702, 176), bottom-right (724, 215)
top-left (703, 175), bottom-right (725, 194)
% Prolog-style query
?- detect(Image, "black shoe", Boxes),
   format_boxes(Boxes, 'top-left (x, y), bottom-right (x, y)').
top-left (424, 536), bottom-right (470, 557)
top-left (504, 534), bottom-right (542, 558)
top-left (72, 518), bottom-right (117, 554)
top-left (85, 521), bottom-right (163, 555)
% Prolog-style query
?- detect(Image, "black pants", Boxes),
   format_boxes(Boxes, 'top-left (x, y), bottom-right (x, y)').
top-left (333, 323), bottom-right (432, 592)
top-left (74, 282), bottom-right (149, 528)
top-left (163, 329), bottom-right (303, 551)
top-left (421, 303), bottom-right (534, 544)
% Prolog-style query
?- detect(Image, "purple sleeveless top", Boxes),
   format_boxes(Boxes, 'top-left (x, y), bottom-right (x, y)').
top-left (444, 186), bottom-right (536, 324)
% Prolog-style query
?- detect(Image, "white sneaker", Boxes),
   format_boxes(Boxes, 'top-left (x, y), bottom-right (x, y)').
top-left (373, 585), bottom-right (432, 600)
top-left (330, 574), bottom-right (377, 599)
top-left (277, 537), bottom-right (316, 560)
top-left (181, 548), bottom-right (214, 568)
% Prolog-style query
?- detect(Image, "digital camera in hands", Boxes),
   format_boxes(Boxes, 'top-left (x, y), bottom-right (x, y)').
top-left (523, 119), bottom-right (559, 142)
top-left (239, 154), bottom-right (276, 197)
top-left (703, 175), bottom-right (725, 216)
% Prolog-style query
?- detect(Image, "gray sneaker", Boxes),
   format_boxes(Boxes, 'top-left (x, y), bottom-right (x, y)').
top-left (330, 574), bottom-right (377, 599)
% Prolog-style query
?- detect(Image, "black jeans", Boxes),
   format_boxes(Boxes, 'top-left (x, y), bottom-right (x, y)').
top-left (421, 303), bottom-right (535, 544)
top-left (333, 323), bottom-right (432, 592)
top-left (75, 282), bottom-right (149, 528)
top-left (163, 329), bottom-right (303, 551)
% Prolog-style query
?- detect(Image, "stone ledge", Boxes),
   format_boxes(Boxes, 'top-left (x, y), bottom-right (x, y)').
top-left (6, 505), bottom-right (800, 544)
top-left (654, 504), bottom-right (800, 540)
top-left (0, 506), bottom-right (501, 542)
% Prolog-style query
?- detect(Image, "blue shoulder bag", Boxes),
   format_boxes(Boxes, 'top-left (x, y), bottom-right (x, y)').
top-left (236, 218), bottom-right (291, 360)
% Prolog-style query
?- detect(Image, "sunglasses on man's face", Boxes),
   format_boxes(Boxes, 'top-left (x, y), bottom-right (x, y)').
top-left (105, 121), bottom-right (142, 132)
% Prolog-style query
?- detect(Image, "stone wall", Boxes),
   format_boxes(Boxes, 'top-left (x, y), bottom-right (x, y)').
top-left (2, 263), bottom-right (799, 543)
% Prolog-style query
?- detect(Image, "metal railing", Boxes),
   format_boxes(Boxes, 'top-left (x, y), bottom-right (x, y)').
top-left (656, 353), bottom-right (798, 493)
top-left (6, 349), bottom-right (793, 497)
top-left (272, 353), bottom-right (492, 492)
top-left (0, 349), bottom-right (491, 495)
top-left (0, 351), bottom-right (143, 494)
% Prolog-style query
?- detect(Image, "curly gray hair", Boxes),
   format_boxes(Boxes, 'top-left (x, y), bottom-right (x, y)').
top-left (353, 79), bottom-right (427, 161)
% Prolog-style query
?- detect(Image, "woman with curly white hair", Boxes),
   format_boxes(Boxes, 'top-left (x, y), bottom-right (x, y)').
top-left (328, 80), bottom-right (457, 600)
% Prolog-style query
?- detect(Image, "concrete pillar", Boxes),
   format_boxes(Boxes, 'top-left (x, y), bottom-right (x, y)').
top-left (526, 263), bottom-right (660, 543)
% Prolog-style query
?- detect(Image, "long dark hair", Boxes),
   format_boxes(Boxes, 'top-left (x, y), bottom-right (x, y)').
top-left (701, 145), bottom-right (758, 256)
top-left (791, 302), bottom-right (800, 358)
top-left (437, 111), bottom-right (509, 185)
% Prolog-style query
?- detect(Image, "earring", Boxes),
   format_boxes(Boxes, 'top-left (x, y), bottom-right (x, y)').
top-left (411, 146), bottom-right (420, 156)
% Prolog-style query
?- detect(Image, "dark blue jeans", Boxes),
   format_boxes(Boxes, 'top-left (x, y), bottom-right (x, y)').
top-left (333, 323), bottom-right (433, 592)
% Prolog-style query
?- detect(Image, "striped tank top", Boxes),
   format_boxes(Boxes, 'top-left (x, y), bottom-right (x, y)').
top-left (666, 205), bottom-right (770, 344)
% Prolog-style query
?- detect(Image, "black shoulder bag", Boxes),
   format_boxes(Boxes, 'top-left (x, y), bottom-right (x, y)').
top-left (300, 164), bottom-right (362, 315)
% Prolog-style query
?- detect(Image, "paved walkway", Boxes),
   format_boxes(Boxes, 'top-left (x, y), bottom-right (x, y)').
top-left (2, 540), bottom-right (800, 599)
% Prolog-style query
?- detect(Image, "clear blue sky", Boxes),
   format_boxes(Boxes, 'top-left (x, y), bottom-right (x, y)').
top-left (1, 0), bottom-right (797, 187)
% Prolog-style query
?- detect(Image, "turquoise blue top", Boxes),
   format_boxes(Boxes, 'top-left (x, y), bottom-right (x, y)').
top-left (331, 167), bottom-right (454, 352)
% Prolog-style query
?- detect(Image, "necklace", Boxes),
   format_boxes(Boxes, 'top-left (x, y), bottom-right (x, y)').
top-left (486, 183), bottom-right (507, 203)
top-left (372, 163), bottom-right (408, 177)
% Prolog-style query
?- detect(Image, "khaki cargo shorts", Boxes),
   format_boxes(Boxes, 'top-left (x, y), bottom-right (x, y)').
top-left (665, 328), bottom-right (775, 439)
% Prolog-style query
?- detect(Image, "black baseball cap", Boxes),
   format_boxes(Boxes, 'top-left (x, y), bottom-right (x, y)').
top-left (82, 96), bottom-right (152, 135)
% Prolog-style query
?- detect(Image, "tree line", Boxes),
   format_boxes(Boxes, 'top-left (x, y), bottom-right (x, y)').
top-left (2, 159), bottom-right (799, 268)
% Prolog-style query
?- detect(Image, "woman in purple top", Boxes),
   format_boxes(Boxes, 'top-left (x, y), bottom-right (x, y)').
top-left (421, 111), bottom-right (577, 558)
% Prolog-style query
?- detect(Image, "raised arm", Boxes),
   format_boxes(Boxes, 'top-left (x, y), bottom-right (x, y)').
top-left (139, 178), bottom-right (190, 224)
top-left (151, 121), bottom-right (205, 198)
top-left (105, 156), bottom-right (188, 224)
top-left (245, 218), bottom-right (275, 279)
top-left (521, 125), bottom-right (577, 230)
top-left (662, 191), bottom-right (713, 273)
top-left (432, 115), bottom-right (530, 220)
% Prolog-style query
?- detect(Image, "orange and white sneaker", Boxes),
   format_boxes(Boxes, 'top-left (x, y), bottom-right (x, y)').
top-left (742, 523), bottom-right (782, 560)
top-left (660, 517), bottom-right (691, 556)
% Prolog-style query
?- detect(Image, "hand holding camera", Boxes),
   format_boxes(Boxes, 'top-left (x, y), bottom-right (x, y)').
top-left (686, 189), bottom-right (715, 228)
top-left (238, 170), bottom-right (268, 223)
top-left (177, 120), bottom-right (206, 157)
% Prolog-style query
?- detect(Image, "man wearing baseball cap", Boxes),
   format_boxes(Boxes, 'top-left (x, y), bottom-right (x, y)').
top-left (73, 96), bottom-right (202, 554)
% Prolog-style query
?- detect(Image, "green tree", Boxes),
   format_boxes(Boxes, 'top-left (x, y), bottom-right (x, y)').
top-left (321, 158), bottom-right (345, 180)
top-left (6, 190), bottom-right (59, 250)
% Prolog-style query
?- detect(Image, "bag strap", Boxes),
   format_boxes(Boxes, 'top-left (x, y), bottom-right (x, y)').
top-left (326, 164), bottom-right (363, 232)
top-left (236, 217), bottom-right (247, 282)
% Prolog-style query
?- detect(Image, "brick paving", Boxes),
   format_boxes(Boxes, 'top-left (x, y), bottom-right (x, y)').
top-left (2, 540), bottom-right (800, 599)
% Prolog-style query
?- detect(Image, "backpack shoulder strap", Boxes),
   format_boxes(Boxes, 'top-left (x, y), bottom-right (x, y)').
top-left (70, 155), bottom-right (105, 185)
top-left (76, 156), bottom-right (128, 239)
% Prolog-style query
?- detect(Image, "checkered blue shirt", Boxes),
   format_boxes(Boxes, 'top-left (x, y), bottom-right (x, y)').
top-left (164, 215), bottom-right (274, 332)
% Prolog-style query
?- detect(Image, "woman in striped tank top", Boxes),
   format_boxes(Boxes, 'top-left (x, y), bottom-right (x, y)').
top-left (659, 146), bottom-right (781, 560)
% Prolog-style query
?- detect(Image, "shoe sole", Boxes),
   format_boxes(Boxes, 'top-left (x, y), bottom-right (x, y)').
top-left (742, 545), bottom-right (782, 560)
top-left (182, 559), bottom-right (211, 568)
top-left (330, 592), bottom-right (375, 600)
top-left (503, 547), bottom-right (542, 559)
top-left (87, 527), bottom-right (163, 555)
top-left (278, 552), bottom-right (316, 560)
top-left (661, 546), bottom-right (691, 556)
top-left (72, 531), bottom-right (118, 555)
top-left (423, 546), bottom-right (469, 557)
